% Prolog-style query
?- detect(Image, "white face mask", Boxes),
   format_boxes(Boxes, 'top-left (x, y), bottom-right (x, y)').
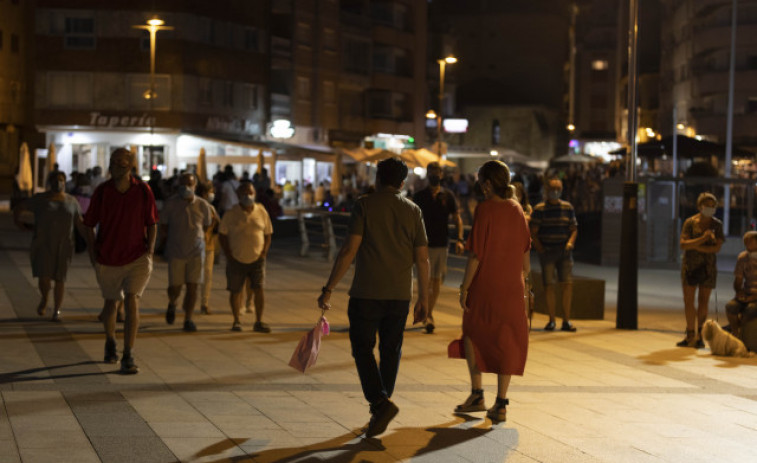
top-left (239, 194), bottom-right (254, 207)
top-left (207, 193), bottom-right (215, 202)
top-left (700, 206), bottom-right (716, 218)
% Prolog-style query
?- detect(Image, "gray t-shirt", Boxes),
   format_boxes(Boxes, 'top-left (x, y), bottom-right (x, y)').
top-left (348, 190), bottom-right (428, 300)
top-left (160, 195), bottom-right (215, 259)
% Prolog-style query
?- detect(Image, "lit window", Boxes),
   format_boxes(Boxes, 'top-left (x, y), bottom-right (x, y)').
top-left (592, 60), bottom-right (608, 71)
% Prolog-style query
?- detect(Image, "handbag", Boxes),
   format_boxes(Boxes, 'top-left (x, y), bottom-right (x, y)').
top-left (447, 338), bottom-right (465, 359)
top-left (288, 313), bottom-right (330, 373)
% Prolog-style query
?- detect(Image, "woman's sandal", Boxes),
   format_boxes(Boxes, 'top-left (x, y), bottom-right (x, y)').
top-left (486, 397), bottom-right (509, 424)
top-left (455, 389), bottom-right (486, 413)
top-left (676, 329), bottom-right (696, 348)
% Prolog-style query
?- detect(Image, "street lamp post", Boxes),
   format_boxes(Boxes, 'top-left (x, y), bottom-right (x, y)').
top-left (436, 56), bottom-right (457, 159)
top-left (132, 18), bottom-right (173, 128)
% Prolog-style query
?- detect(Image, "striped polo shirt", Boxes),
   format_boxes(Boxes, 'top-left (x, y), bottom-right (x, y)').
top-left (530, 200), bottom-right (577, 247)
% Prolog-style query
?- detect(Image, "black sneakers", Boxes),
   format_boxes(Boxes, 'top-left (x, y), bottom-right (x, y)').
top-left (561, 321), bottom-right (577, 332)
top-left (253, 321), bottom-right (271, 333)
top-left (165, 303), bottom-right (176, 325)
top-left (365, 399), bottom-right (399, 438)
top-left (544, 320), bottom-right (556, 331)
top-left (183, 320), bottom-right (197, 332)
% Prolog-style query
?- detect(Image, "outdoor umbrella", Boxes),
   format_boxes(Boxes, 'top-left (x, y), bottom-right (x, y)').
top-left (550, 153), bottom-right (601, 164)
top-left (409, 148), bottom-right (457, 168)
top-left (331, 153), bottom-right (342, 196)
top-left (196, 148), bottom-right (208, 183)
top-left (46, 142), bottom-right (57, 174)
top-left (16, 142), bottom-right (33, 192)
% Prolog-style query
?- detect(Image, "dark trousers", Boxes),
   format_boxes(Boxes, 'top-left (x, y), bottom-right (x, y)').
top-left (347, 298), bottom-right (409, 408)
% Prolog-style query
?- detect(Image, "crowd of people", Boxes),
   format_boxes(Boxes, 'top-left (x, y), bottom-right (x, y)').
top-left (12, 148), bottom-right (756, 440)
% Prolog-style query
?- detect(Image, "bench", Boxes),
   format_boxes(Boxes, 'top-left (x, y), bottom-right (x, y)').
top-left (530, 272), bottom-right (606, 320)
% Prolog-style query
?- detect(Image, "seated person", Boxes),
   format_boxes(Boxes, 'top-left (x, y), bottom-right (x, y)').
top-left (725, 231), bottom-right (757, 338)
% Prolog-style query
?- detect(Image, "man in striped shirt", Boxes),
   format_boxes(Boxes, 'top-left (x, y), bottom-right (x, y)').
top-left (530, 178), bottom-right (578, 332)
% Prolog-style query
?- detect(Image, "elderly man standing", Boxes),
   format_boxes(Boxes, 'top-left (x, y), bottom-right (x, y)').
top-left (160, 172), bottom-right (216, 332)
top-left (318, 157), bottom-right (429, 438)
top-left (83, 148), bottom-right (158, 374)
top-left (530, 177), bottom-right (578, 332)
top-left (219, 181), bottom-right (273, 333)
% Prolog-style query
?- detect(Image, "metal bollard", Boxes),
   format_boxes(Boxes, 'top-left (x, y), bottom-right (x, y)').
top-left (298, 211), bottom-right (309, 257)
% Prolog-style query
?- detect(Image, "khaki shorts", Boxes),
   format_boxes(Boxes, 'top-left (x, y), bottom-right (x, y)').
top-left (428, 246), bottom-right (448, 281)
top-left (168, 254), bottom-right (204, 286)
top-left (95, 253), bottom-right (153, 301)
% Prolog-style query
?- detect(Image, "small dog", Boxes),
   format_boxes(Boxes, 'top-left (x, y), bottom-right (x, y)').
top-left (701, 320), bottom-right (750, 357)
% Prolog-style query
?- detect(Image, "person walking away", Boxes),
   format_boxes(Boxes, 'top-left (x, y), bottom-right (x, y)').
top-left (456, 160), bottom-right (531, 423)
top-left (13, 171), bottom-right (86, 322)
top-left (196, 181), bottom-right (220, 315)
top-left (82, 148), bottom-right (158, 374)
top-left (725, 231), bottom-right (757, 339)
top-left (413, 162), bottom-right (464, 334)
top-left (160, 173), bottom-right (216, 331)
top-left (219, 165), bottom-right (239, 216)
top-left (317, 157), bottom-right (429, 438)
top-left (530, 178), bottom-right (578, 332)
top-left (219, 181), bottom-right (273, 332)
top-left (678, 192), bottom-right (724, 347)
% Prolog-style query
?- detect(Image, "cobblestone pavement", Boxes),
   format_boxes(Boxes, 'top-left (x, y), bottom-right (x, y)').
top-left (1, 213), bottom-right (756, 463)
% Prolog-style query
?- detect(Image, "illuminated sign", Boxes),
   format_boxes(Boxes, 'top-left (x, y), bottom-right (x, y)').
top-left (269, 119), bottom-right (295, 139)
top-left (443, 118), bottom-right (468, 133)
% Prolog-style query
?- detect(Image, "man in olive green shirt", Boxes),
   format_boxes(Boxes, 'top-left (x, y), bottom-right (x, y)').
top-left (318, 157), bottom-right (430, 438)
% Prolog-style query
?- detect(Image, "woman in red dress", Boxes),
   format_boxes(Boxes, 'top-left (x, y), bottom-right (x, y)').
top-left (455, 160), bottom-right (531, 423)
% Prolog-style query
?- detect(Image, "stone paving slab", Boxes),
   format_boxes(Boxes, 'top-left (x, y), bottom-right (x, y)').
top-left (1, 213), bottom-right (757, 462)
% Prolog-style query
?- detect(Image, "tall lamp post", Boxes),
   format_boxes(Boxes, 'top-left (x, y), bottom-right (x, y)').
top-left (436, 55), bottom-right (457, 159)
top-left (133, 18), bottom-right (173, 128)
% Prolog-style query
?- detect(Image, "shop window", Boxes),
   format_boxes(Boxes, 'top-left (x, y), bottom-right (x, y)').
top-left (64, 17), bottom-right (95, 49)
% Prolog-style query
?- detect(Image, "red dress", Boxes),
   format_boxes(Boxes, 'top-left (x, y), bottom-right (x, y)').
top-left (464, 199), bottom-right (530, 375)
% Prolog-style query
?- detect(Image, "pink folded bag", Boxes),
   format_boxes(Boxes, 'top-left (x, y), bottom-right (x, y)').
top-left (289, 315), bottom-right (330, 373)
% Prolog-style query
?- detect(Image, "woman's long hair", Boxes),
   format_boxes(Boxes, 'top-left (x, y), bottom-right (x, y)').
top-left (478, 160), bottom-right (513, 199)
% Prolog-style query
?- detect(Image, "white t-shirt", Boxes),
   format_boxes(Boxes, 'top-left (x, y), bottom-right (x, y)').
top-left (160, 195), bottom-right (215, 259)
top-left (219, 203), bottom-right (273, 263)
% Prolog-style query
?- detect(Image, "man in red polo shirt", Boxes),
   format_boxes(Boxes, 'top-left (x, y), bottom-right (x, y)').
top-left (82, 148), bottom-right (158, 374)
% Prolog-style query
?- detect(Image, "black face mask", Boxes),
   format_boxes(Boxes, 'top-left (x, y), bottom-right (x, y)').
top-left (428, 175), bottom-right (441, 187)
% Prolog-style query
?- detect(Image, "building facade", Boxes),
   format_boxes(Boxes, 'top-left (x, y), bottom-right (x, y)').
top-left (659, 0), bottom-right (757, 150)
top-left (0, 0), bottom-right (35, 194)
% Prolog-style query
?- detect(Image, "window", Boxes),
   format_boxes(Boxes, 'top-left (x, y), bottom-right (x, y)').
top-left (221, 81), bottom-right (234, 107)
top-left (323, 28), bottom-right (337, 51)
top-left (367, 90), bottom-right (392, 118)
top-left (323, 81), bottom-right (335, 104)
top-left (244, 84), bottom-right (259, 109)
top-left (296, 22), bottom-right (312, 45)
top-left (11, 34), bottom-right (19, 53)
top-left (198, 78), bottom-right (213, 106)
top-left (64, 17), bottom-right (95, 49)
top-left (343, 38), bottom-right (370, 75)
top-left (244, 28), bottom-right (259, 52)
top-left (47, 73), bottom-right (93, 107)
top-left (297, 76), bottom-right (311, 100)
top-left (591, 60), bottom-right (608, 71)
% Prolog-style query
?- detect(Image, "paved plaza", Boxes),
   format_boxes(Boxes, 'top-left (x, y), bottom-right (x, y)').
top-left (1, 212), bottom-right (756, 462)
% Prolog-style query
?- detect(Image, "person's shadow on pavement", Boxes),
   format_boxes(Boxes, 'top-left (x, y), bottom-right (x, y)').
top-left (192, 415), bottom-right (518, 462)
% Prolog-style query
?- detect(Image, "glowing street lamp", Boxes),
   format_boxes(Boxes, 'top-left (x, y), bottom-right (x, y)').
top-left (435, 55), bottom-right (457, 158)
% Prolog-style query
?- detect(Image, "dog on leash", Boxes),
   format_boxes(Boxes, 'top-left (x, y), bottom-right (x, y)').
top-left (701, 320), bottom-right (750, 357)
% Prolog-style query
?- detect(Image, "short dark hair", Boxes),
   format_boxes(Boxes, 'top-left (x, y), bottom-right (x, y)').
top-left (46, 170), bottom-right (66, 186)
top-left (478, 160), bottom-right (512, 199)
top-left (376, 157), bottom-right (408, 188)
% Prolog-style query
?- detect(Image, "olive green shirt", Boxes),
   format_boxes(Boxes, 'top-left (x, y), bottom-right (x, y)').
top-left (348, 189), bottom-right (428, 300)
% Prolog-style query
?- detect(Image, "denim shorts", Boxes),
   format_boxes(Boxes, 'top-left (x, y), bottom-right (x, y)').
top-left (538, 246), bottom-right (573, 286)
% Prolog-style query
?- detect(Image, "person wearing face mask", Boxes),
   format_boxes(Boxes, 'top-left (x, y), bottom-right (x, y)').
top-left (678, 192), bottom-right (724, 348)
top-left (159, 173), bottom-right (216, 331)
top-left (196, 181), bottom-right (220, 315)
top-left (82, 148), bottom-right (159, 374)
top-left (530, 177), bottom-right (578, 332)
top-left (724, 231), bottom-right (757, 341)
top-left (219, 181), bottom-right (273, 332)
top-left (14, 171), bottom-right (86, 322)
top-left (412, 162), bottom-right (465, 333)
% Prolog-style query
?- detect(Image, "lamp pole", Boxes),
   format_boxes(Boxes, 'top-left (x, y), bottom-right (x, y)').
top-left (133, 18), bottom-right (173, 132)
top-left (617, 0), bottom-right (639, 330)
top-left (436, 56), bottom-right (457, 159)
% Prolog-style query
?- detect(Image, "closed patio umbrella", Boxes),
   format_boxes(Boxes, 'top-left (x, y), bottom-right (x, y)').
top-left (46, 143), bottom-right (57, 174)
top-left (331, 153), bottom-right (343, 196)
top-left (257, 149), bottom-right (265, 175)
top-left (196, 147), bottom-right (208, 183)
top-left (16, 142), bottom-right (33, 192)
